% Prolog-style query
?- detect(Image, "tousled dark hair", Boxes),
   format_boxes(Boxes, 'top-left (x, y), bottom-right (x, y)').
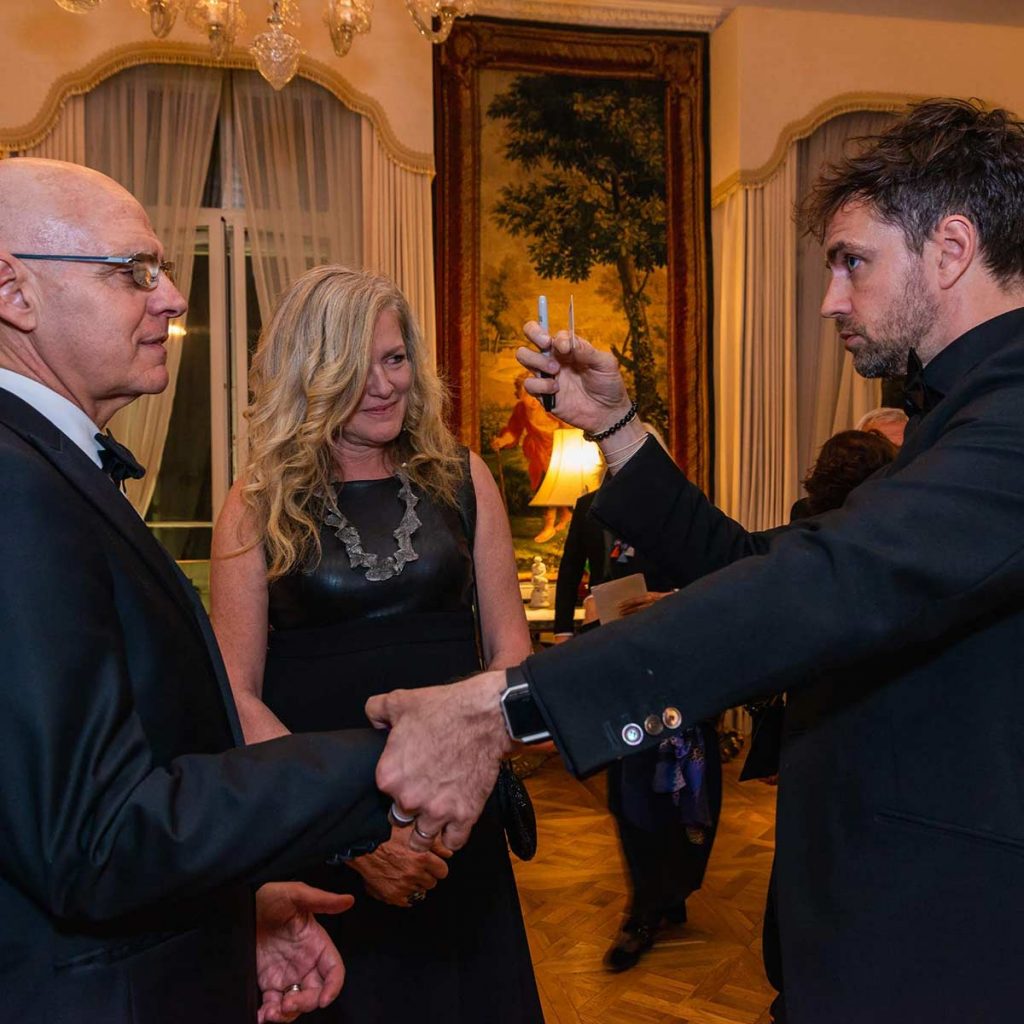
top-left (799, 98), bottom-right (1024, 285)
top-left (803, 430), bottom-right (898, 516)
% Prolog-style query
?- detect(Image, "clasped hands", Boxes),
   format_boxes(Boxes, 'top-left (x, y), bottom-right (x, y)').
top-left (366, 670), bottom-right (513, 852)
top-left (348, 821), bottom-right (452, 906)
top-left (366, 322), bottom-right (635, 851)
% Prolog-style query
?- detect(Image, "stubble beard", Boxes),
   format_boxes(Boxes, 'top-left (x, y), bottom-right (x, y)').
top-left (841, 263), bottom-right (940, 379)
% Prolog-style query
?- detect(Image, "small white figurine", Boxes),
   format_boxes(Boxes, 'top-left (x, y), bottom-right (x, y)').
top-left (529, 555), bottom-right (550, 608)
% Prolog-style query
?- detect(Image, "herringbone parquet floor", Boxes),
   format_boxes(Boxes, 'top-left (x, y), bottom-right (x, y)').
top-left (513, 754), bottom-right (778, 1024)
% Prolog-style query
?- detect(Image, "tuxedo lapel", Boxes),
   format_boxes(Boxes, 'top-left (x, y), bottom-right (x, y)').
top-left (0, 389), bottom-right (244, 746)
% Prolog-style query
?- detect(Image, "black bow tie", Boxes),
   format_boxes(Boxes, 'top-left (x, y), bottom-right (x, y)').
top-left (95, 431), bottom-right (146, 485)
top-left (902, 350), bottom-right (944, 417)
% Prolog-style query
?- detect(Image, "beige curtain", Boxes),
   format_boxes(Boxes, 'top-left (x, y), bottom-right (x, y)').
top-left (716, 110), bottom-right (899, 528)
top-left (84, 65), bottom-right (222, 514)
top-left (231, 72), bottom-right (363, 318)
top-left (795, 111), bottom-right (896, 478)
top-left (361, 120), bottom-right (436, 359)
top-left (715, 154), bottom-right (799, 531)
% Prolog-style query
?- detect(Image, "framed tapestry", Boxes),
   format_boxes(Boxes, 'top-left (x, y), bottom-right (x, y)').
top-left (435, 18), bottom-right (711, 571)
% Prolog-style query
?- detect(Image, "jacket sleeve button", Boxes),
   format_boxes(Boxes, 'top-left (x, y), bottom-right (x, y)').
top-left (643, 714), bottom-right (664, 736)
top-left (621, 723), bottom-right (644, 746)
top-left (662, 707), bottom-right (683, 729)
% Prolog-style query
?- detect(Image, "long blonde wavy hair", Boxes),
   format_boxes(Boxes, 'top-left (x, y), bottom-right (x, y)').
top-left (242, 265), bottom-right (462, 580)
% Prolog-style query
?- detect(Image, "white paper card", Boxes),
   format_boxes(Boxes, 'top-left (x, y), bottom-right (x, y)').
top-left (590, 573), bottom-right (648, 624)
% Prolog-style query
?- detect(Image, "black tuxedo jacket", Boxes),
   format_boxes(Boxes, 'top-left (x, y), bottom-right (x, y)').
top-left (553, 492), bottom-right (608, 634)
top-left (0, 389), bottom-right (390, 1024)
top-left (524, 308), bottom-right (1024, 1022)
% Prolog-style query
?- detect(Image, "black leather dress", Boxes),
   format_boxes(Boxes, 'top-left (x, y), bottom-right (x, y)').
top-left (263, 472), bottom-right (543, 1023)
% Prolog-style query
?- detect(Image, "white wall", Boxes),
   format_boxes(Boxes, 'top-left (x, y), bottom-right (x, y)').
top-left (711, 6), bottom-right (1024, 196)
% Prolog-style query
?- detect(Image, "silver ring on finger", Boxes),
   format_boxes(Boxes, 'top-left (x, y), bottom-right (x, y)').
top-left (408, 889), bottom-right (427, 905)
top-left (413, 822), bottom-right (438, 842)
top-left (389, 802), bottom-right (415, 827)
top-left (283, 984), bottom-right (302, 994)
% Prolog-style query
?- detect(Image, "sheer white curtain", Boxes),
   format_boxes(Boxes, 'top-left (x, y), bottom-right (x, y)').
top-left (795, 111), bottom-right (896, 479)
top-left (232, 72), bottom-right (363, 318)
top-left (23, 95), bottom-right (86, 163)
top-left (361, 120), bottom-right (436, 358)
top-left (85, 65), bottom-right (222, 514)
top-left (716, 155), bottom-right (799, 531)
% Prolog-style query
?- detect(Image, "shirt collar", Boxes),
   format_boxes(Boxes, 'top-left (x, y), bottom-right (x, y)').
top-left (911, 306), bottom-right (1024, 406)
top-left (0, 369), bottom-right (103, 468)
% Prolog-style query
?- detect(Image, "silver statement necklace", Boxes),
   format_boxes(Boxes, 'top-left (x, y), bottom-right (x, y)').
top-left (323, 466), bottom-right (421, 582)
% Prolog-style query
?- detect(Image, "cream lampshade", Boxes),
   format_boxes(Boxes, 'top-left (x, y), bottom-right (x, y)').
top-left (529, 428), bottom-right (604, 507)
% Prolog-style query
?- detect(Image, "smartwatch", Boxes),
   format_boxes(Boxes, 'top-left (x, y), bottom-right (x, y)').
top-left (500, 666), bottom-right (551, 744)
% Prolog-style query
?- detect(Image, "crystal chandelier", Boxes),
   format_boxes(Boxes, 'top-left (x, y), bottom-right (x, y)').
top-left (324, 0), bottom-right (371, 58)
top-left (129, 0), bottom-right (182, 37)
top-left (185, 0), bottom-right (246, 60)
top-left (51, 0), bottom-right (475, 87)
top-left (405, 0), bottom-right (473, 44)
top-left (251, 2), bottom-right (303, 89)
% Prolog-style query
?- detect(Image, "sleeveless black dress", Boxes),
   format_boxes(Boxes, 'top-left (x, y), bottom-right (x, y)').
top-left (262, 469), bottom-right (543, 1023)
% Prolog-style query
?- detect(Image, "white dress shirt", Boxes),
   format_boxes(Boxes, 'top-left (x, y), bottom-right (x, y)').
top-left (0, 368), bottom-right (103, 468)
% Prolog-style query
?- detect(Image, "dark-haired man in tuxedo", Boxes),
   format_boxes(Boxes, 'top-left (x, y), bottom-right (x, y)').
top-left (0, 158), bottom-right (391, 1023)
top-left (369, 98), bottom-right (1024, 1023)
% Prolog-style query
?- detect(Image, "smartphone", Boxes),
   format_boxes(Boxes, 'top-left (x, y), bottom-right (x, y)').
top-left (537, 295), bottom-right (555, 412)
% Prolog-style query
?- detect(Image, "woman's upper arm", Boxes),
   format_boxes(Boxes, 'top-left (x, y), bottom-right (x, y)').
top-left (468, 451), bottom-right (531, 668)
top-left (210, 481), bottom-right (270, 699)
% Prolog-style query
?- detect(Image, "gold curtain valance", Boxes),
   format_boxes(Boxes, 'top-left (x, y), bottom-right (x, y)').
top-left (711, 91), bottom-right (920, 207)
top-left (0, 40), bottom-right (434, 177)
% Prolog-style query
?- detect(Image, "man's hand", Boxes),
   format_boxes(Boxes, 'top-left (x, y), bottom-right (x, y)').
top-left (618, 591), bottom-right (672, 617)
top-left (347, 824), bottom-right (452, 906)
top-left (255, 882), bottom-right (354, 1024)
top-left (366, 671), bottom-right (513, 852)
top-left (517, 321), bottom-right (631, 435)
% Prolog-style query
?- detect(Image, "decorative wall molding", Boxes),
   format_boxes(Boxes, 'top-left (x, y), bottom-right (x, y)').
top-left (710, 91), bottom-right (921, 206)
top-left (475, 1), bottom-right (728, 33)
top-left (0, 41), bottom-right (434, 176)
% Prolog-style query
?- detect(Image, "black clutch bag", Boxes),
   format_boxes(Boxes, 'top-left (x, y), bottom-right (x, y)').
top-left (496, 760), bottom-right (537, 861)
top-left (455, 462), bottom-right (538, 861)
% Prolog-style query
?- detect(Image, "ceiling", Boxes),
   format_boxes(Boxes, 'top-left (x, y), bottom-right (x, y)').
top-left (478, 0), bottom-right (1024, 31)
top-left (726, 0), bottom-right (1024, 27)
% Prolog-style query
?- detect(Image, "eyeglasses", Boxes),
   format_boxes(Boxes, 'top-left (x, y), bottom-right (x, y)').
top-left (11, 252), bottom-right (176, 291)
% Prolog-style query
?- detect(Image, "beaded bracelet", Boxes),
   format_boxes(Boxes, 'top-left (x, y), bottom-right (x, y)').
top-left (583, 400), bottom-right (638, 442)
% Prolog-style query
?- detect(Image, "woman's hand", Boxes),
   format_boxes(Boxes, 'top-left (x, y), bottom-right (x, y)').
top-left (347, 824), bottom-right (451, 907)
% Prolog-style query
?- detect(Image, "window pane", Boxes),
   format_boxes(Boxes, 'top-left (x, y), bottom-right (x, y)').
top-left (246, 250), bottom-right (262, 363)
top-left (146, 250), bottom-right (213, 560)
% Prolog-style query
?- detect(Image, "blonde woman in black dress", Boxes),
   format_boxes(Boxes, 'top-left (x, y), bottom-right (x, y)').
top-left (211, 266), bottom-right (543, 1022)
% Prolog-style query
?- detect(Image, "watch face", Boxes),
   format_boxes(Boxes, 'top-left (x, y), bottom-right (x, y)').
top-left (502, 684), bottom-right (551, 744)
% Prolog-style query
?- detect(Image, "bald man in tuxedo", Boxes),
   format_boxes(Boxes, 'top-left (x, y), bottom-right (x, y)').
top-left (0, 158), bottom-right (390, 1023)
